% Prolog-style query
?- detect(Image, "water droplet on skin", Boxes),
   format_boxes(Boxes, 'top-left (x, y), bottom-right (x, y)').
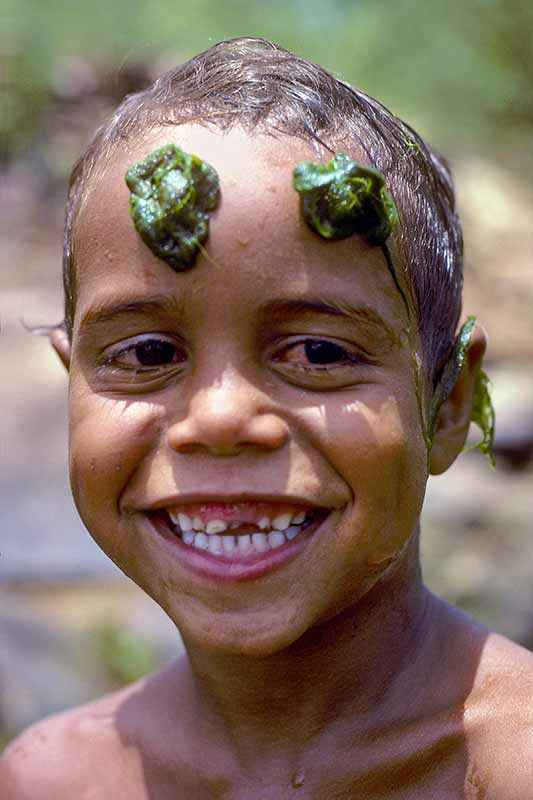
top-left (291, 769), bottom-right (305, 788)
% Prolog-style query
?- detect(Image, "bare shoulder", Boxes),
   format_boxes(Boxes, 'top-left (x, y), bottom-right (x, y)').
top-left (0, 682), bottom-right (145, 799)
top-left (465, 631), bottom-right (533, 799)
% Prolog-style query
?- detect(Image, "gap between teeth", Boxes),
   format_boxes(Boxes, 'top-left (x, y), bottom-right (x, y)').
top-left (169, 510), bottom-right (307, 534)
top-left (167, 510), bottom-right (312, 555)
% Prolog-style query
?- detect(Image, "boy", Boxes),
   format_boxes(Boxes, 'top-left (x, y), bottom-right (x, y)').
top-left (2, 37), bottom-right (532, 799)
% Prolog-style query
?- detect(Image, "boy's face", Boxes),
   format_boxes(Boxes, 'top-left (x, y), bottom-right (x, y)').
top-left (68, 125), bottom-right (428, 655)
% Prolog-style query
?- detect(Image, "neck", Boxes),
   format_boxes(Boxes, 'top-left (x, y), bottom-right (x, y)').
top-left (180, 539), bottom-right (438, 764)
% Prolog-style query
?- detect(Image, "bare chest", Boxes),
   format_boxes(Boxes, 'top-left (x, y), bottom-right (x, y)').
top-left (92, 737), bottom-right (476, 800)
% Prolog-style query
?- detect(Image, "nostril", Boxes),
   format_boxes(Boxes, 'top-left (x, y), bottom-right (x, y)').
top-left (248, 413), bottom-right (289, 450)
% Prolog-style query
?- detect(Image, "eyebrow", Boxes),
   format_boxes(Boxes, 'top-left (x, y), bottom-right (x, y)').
top-left (78, 294), bottom-right (183, 331)
top-left (258, 296), bottom-right (400, 348)
top-left (78, 292), bottom-right (400, 350)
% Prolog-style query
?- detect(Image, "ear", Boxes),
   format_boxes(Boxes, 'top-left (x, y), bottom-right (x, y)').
top-left (429, 323), bottom-right (487, 475)
top-left (49, 325), bottom-right (71, 371)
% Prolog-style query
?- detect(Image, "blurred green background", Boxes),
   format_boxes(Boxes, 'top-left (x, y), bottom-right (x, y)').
top-left (3, 0), bottom-right (533, 160)
top-left (1, 0), bottom-right (532, 749)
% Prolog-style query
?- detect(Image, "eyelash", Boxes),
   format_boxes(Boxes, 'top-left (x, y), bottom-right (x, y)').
top-left (103, 336), bottom-right (364, 364)
top-left (102, 335), bottom-right (186, 372)
top-left (97, 334), bottom-right (371, 396)
top-left (272, 337), bottom-right (370, 372)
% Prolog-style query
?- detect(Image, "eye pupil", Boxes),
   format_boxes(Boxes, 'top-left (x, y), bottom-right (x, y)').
top-left (135, 340), bottom-right (176, 366)
top-left (304, 340), bottom-right (345, 364)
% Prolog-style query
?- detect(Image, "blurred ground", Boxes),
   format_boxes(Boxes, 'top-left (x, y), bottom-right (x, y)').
top-left (1, 57), bottom-right (532, 748)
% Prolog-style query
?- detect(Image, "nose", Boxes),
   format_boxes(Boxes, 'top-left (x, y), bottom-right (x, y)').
top-left (167, 369), bottom-right (289, 456)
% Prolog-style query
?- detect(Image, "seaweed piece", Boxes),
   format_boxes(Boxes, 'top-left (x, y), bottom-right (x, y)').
top-left (125, 144), bottom-right (220, 270)
top-left (293, 153), bottom-right (398, 245)
top-left (467, 368), bottom-right (496, 467)
top-left (431, 317), bottom-right (476, 424)
top-left (431, 316), bottom-right (496, 466)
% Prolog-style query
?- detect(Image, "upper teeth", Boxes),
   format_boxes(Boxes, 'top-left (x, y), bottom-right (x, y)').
top-left (178, 513), bottom-right (194, 532)
top-left (272, 513), bottom-right (292, 531)
top-left (205, 519), bottom-right (228, 534)
top-left (168, 509), bottom-right (310, 534)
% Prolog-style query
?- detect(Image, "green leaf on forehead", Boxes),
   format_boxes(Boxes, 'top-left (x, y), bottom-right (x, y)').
top-left (431, 316), bottom-right (496, 466)
top-left (125, 144), bottom-right (220, 270)
top-left (293, 153), bottom-right (398, 245)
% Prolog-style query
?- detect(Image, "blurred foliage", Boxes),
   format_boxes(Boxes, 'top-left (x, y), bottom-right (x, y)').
top-left (1, 0), bottom-right (532, 163)
top-left (95, 622), bottom-right (159, 685)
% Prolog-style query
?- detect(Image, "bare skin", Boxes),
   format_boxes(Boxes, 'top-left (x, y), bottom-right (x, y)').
top-left (3, 127), bottom-right (533, 798)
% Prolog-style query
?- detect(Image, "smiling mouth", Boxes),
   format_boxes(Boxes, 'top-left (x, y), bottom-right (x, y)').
top-left (156, 505), bottom-right (327, 560)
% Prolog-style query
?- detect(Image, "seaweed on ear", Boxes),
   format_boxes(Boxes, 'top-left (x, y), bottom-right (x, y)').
top-left (467, 367), bottom-right (496, 467)
top-left (431, 316), bottom-right (496, 467)
top-left (431, 317), bottom-right (477, 423)
top-left (125, 144), bottom-right (220, 270)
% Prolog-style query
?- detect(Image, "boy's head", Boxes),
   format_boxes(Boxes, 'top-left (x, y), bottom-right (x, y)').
top-left (54, 39), bottom-right (485, 656)
top-left (62, 37), bottom-right (463, 384)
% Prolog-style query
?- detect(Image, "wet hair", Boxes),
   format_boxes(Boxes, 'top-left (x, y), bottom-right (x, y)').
top-left (63, 36), bottom-right (463, 382)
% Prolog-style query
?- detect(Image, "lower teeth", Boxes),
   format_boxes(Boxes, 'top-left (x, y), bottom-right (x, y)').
top-left (179, 523), bottom-right (305, 556)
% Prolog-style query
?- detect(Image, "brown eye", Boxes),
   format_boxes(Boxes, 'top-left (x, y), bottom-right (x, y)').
top-left (103, 335), bottom-right (187, 372)
top-left (270, 335), bottom-right (371, 391)
top-left (304, 339), bottom-right (348, 365)
top-left (133, 339), bottom-right (179, 367)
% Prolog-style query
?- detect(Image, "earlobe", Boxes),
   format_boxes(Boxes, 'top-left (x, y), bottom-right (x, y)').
top-left (49, 325), bottom-right (71, 371)
top-left (429, 323), bottom-right (487, 475)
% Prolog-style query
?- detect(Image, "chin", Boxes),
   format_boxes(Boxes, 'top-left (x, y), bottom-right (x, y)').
top-left (168, 604), bottom-right (312, 659)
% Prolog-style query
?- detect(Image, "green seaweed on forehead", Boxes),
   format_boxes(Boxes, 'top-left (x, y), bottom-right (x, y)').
top-left (293, 153), bottom-right (398, 245)
top-left (431, 316), bottom-right (496, 467)
top-left (125, 144), bottom-right (220, 270)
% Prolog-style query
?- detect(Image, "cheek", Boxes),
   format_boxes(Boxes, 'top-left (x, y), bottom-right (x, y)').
top-left (296, 390), bottom-right (427, 528)
top-left (68, 386), bottom-right (164, 515)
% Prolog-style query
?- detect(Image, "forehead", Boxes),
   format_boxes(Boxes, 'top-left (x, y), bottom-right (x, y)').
top-left (74, 125), bottom-right (404, 326)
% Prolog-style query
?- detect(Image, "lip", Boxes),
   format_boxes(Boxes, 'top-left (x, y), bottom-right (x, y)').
top-left (143, 492), bottom-right (327, 512)
top-left (146, 507), bottom-right (330, 582)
